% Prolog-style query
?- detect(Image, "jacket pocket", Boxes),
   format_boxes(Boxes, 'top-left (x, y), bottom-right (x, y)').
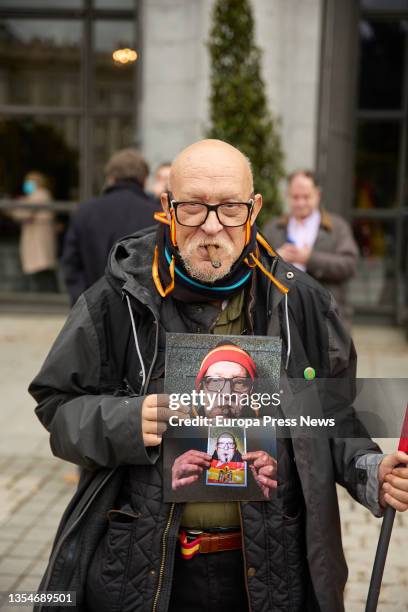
top-left (85, 509), bottom-right (141, 612)
top-left (103, 510), bottom-right (141, 588)
top-left (282, 507), bottom-right (303, 525)
top-left (107, 509), bottom-right (142, 525)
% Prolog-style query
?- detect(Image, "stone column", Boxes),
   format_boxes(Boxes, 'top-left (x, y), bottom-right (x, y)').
top-left (139, 0), bottom-right (214, 169)
top-left (316, 0), bottom-right (359, 216)
top-left (253, 0), bottom-right (323, 176)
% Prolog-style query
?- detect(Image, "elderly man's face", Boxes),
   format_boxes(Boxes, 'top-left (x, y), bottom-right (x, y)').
top-left (216, 434), bottom-right (236, 463)
top-left (201, 360), bottom-right (251, 417)
top-left (287, 174), bottom-right (321, 220)
top-left (161, 141), bottom-right (262, 282)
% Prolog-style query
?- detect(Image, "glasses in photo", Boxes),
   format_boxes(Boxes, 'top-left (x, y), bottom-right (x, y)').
top-left (202, 376), bottom-right (253, 393)
top-left (217, 442), bottom-right (236, 449)
top-left (168, 193), bottom-right (254, 227)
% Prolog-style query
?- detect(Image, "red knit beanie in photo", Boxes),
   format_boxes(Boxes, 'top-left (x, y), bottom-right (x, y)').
top-left (195, 343), bottom-right (256, 389)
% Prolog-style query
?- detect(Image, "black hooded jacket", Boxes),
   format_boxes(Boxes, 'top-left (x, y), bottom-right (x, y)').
top-left (29, 228), bottom-right (383, 612)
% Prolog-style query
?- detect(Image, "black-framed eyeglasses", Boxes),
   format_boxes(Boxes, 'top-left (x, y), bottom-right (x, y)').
top-left (202, 376), bottom-right (253, 393)
top-left (217, 442), bottom-right (236, 449)
top-left (168, 192), bottom-right (254, 227)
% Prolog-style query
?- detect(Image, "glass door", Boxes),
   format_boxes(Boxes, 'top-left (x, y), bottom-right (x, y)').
top-left (351, 2), bottom-right (408, 322)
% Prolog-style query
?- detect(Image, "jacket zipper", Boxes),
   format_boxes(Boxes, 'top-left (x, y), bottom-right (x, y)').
top-left (151, 502), bottom-right (176, 612)
top-left (238, 503), bottom-right (253, 612)
top-left (124, 288), bottom-right (170, 612)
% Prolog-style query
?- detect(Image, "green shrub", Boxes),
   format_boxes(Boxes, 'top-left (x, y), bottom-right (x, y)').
top-left (207, 0), bottom-right (285, 222)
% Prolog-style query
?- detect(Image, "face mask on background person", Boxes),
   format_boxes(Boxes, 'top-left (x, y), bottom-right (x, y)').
top-left (23, 180), bottom-right (36, 196)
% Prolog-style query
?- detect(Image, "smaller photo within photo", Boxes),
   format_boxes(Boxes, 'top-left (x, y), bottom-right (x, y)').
top-left (206, 426), bottom-right (247, 487)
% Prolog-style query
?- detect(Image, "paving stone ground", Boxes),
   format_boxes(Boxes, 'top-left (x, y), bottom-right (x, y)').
top-left (0, 315), bottom-right (407, 611)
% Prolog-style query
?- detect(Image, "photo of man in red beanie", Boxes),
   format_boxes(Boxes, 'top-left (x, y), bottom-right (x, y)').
top-left (170, 341), bottom-right (277, 499)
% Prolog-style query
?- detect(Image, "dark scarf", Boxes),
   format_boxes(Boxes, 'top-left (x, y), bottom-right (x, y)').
top-left (156, 223), bottom-right (257, 303)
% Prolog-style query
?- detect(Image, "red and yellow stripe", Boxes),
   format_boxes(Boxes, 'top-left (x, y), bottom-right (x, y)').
top-left (179, 530), bottom-right (201, 559)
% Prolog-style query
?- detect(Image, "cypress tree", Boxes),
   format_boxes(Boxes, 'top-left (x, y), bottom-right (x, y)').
top-left (207, 0), bottom-right (284, 221)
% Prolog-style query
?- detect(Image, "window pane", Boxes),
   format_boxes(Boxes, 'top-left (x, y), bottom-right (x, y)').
top-left (361, 0), bottom-right (408, 10)
top-left (0, 210), bottom-right (69, 295)
top-left (0, 115), bottom-right (79, 294)
top-left (358, 20), bottom-right (405, 109)
top-left (94, 20), bottom-right (136, 111)
top-left (0, 19), bottom-right (81, 107)
top-left (93, 116), bottom-right (135, 193)
top-left (0, 0), bottom-right (82, 6)
top-left (354, 121), bottom-right (401, 208)
top-left (93, 0), bottom-right (135, 8)
top-left (0, 116), bottom-right (79, 200)
top-left (350, 219), bottom-right (396, 310)
top-left (405, 145), bottom-right (408, 208)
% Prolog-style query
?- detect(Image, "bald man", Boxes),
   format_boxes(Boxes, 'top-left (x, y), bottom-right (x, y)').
top-left (30, 139), bottom-right (408, 612)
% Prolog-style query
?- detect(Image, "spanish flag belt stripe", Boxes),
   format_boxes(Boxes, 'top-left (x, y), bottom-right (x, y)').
top-left (179, 530), bottom-right (201, 560)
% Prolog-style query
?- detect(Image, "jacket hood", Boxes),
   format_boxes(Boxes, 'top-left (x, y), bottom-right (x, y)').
top-left (106, 226), bottom-right (160, 305)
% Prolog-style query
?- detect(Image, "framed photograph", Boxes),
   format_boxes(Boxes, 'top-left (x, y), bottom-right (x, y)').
top-left (163, 332), bottom-right (281, 503)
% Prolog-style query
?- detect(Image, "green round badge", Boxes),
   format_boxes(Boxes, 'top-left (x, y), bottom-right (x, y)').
top-left (303, 366), bottom-right (316, 381)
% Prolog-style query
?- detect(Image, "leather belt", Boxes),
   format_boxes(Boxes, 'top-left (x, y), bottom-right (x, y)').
top-left (179, 529), bottom-right (242, 559)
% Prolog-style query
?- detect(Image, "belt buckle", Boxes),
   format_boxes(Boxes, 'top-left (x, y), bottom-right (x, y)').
top-left (185, 529), bottom-right (203, 543)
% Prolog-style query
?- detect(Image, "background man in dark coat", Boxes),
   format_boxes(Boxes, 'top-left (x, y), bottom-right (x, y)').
top-left (263, 170), bottom-right (358, 325)
top-left (62, 147), bottom-right (159, 304)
